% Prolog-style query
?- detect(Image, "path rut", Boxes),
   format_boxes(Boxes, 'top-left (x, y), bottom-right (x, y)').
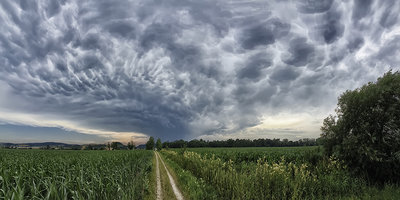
top-left (155, 151), bottom-right (184, 200)
top-left (155, 151), bottom-right (162, 200)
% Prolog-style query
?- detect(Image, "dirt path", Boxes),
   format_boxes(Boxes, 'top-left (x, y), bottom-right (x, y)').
top-left (155, 151), bottom-right (184, 200)
top-left (155, 151), bottom-right (162, 200)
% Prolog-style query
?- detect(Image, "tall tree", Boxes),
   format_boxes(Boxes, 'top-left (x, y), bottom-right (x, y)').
top-left (127, 141), bottom-right (135, 150)
top-left (156, 138), bottom-right (162, 151)
top-left (146, 137), bottom-right (155, 150)
top-left (321, 71), bottom-right (400, 182)
top-left (111, 142), bottom-right (119, 150)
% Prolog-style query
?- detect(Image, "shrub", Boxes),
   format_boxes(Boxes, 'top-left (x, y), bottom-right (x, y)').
top-left (321, 71), bottom-right (400, 182)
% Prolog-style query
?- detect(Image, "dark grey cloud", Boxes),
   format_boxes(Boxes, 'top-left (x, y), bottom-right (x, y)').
top-left (0, 0), bottom-right (399, 142)
top-left (321, 9), bottom-right (344, 44)
top-left (352, 0), bottom-right (373, 21)
top-left (376, 36), bottom-right (400, 65)
top-left (378, 0), bottom-right (399, 28)
top-left (105, 21), bottom-right (136, 38)
top-left (237, 52), bottom-right (272, 80)
top-left (267, 18), bottom-right (291, 39)
top-left (282, 37), bottom-right (315, 67)
top-left (140, 23), bottom-right (178, 50)
top-left (46, 0), bottom-right (62, 18)
top-left (270, 66), bottom-right (300, 83)
top-left (347, 37), bottom-right (364, 52)
top-left (297, 0), bottom-right (333, 14)
top-left (236, 18), bottom-right (291, 52)
top-left (239, 25), bottom-right (275, 50)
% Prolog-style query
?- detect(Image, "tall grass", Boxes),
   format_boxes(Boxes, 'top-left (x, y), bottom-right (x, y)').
top-left (0, 149), bottom-right (152, 200)
top-left (162, 149), bottom-right (366, 199)
top-left (160, 153), bottom-right (218, 200)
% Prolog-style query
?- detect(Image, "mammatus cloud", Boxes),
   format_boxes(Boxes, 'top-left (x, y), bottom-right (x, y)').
top-left (0, 0), bottom-right (399, 142)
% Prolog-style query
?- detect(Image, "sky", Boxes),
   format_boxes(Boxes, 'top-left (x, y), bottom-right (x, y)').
top-left (0, 0), bottom-right (399, 144)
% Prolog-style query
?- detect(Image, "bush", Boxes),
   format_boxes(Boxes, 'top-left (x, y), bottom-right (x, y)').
top-left (321, 71), bottom-right (400, 182)
top-left (161, 149), bottom-right (364, 199)
top-left (146, 137), bottom-right (155, 150)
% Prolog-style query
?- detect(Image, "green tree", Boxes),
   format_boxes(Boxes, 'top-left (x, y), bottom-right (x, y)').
top-left (127, 141), bottom-right (135, 150)
top-left (146, 137), bottom-right (155, 150)
top-left (156, 138), bottom-right (162, 151)
top-left (83, 145), bottom-right (93, 150)
top-left (321, 71), bottom-right (400, 182)
top-left (111, 142), bottom-right (119, 150)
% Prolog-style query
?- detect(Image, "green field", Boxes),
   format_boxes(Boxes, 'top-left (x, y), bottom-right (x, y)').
top-left (0, 149), bottom-right (152, 200)
top-left (161, 147), bottom-right (400, 200)
top-left (184, 146), bottom-right (321, 163)
top-left (1, 148), bottom-right (399, 200)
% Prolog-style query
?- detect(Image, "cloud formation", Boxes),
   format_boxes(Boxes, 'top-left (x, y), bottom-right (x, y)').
top-left (0, 0), bottom-right (399, 141)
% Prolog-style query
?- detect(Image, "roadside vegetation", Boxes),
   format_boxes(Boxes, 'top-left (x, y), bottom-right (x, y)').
top-left (162, 147), bottom-right (359, 199)
top-left (161, 146), bottom-right (400, 199)
top-left (159, 152), bottom-right (218, 200)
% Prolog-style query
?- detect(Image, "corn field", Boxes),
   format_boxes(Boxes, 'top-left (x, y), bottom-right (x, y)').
top-left (184, 146), bottom-right (322, 164)
top-left (0, 149), bottom-right (152, 200)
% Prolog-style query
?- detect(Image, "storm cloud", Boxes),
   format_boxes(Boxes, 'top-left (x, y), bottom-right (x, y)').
top-left (0, 0), bottom-right (399, 142)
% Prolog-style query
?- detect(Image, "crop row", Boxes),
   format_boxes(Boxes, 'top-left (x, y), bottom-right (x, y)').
top-left (0, 150), bottom-right (152, 200)
top-left (171, 146), bottom-right (324, 167)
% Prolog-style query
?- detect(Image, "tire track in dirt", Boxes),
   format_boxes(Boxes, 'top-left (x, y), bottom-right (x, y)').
top-left (155, 151), bottom-right (184, 200)
top-left (155, 151), bottom-right (162, 200)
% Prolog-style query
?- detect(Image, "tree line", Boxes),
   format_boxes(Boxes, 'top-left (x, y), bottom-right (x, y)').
top-left (161, 138), bottom-right (319, 148)
top-left (145, 137), bottom-right (162, 150)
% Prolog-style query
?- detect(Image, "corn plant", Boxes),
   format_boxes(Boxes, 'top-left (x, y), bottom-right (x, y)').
top-left (0, 149), bottom-right (152, 200)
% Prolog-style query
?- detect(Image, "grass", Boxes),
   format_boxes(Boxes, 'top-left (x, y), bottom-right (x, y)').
top-left (157, 152), bottom-right (176, 200)
top-left (159, 152), bottom-right (218, 200)
top-left (361, 184), bottom-right (400, 200)
top-left (0, 149), bottom-right (153, 200)
top-left (162, 147), bottom-right (400, 199)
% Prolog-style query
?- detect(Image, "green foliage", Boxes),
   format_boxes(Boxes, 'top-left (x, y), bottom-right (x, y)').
top-left (0, 149), bottom-right (153, 199)
top-left (160, 153), bottom-right (218, 200)
top-left (186, 146), bottom-right (322, 164)
top-left (358, 184), bottom-right (400, 200)
top-left (146, 137), bottom-right (155, 150)
top-left (110, 142), bottom-right (120, 150)
top-left (82, 144), bottom-right (93, 150)
top-left (321, 71), bottom-right (400, 182)
top-left (127, 141), bottom-right (135, 150)
top-left (164, 138), bottom-right (318, 148)
top-left (156, 138), bottom-right (162, 151)
top-left (162, 147), bottom-right (366, 199)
